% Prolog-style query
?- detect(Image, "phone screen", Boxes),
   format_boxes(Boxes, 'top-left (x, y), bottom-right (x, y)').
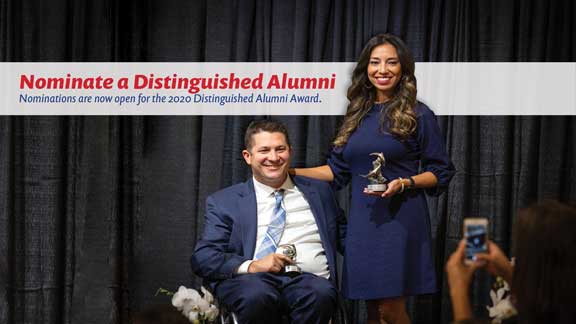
top-left (465, 223), bottom-right (487, 261)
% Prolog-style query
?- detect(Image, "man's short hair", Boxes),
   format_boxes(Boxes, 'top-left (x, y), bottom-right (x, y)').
top-left (244, 119), bottom-right (291, 150)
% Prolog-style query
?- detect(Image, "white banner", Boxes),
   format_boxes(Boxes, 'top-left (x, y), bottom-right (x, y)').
top-left (1, 62), bottom-right (575, 115)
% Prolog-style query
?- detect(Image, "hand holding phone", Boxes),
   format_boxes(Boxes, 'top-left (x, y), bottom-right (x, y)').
top-left (474, 240), bottom-right (514, 283)
top-left (463, 218), bottom-right (488, 264)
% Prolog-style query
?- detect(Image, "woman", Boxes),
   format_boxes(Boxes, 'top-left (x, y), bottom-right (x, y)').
top-left (446, 200), bottom-right (576, 323)
top-left (293, 34), bottom-right (455, 324)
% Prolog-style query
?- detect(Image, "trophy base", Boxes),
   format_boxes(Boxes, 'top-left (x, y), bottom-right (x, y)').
top-left (365, 184), bottom-right (387, 192)
top-left (284, 265), bottom-right (302, 277)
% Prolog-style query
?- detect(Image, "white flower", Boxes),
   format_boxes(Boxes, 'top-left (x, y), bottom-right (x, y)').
top-left (500, 280), bottom-right (510, 292)
top-left (169, 285), bottom-right (220, 323)
top-left (187, 310), bottom-right (199, 321)
top-left (172, 286), bottom-right (201, 309)
top-left (201, 286), bottom-right (215, 305)
top-left (487, 298), bottom-right (517, 324)
top-left (486, 279), bottom-right (517, 324)
top-left (195, 297), bottom-right (211, 314)
top-left (204, 304), bottom-right (219, 322)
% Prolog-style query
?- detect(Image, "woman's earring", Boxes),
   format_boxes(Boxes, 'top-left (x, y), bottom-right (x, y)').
top-left (364, 82), bottom-right (373, 89)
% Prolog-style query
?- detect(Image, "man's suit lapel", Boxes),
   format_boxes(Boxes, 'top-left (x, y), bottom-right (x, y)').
top-left (293, 176), bottom-right (328, 243)
top-left (237, 178), bottom-right (258, 259)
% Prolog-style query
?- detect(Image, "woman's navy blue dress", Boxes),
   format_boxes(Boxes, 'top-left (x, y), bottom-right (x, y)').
top-left (328, 102), bottom-right (455, 299)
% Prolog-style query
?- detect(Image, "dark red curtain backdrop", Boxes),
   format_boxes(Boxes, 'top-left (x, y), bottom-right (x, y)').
top-left (1, 0), bottom-right (575, 323)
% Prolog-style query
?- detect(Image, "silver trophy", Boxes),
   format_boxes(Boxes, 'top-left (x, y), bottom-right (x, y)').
top-left (277, 244), bottom-right (301, 275)
top-left (361, 152), bottom-right (388, 192)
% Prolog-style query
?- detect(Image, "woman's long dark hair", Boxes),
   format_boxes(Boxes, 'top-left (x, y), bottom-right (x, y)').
top-left (333, 33), bottom-right (417, 146)
top-left (512, 200), bottom-right (576, 324)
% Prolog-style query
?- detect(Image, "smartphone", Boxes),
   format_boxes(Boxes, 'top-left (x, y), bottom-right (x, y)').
top-left (463, 218), bottom-right (488, 264)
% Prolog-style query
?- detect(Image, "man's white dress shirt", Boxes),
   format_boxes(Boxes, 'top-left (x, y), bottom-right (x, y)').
top-left (237, 176), bottom-right (329, 279)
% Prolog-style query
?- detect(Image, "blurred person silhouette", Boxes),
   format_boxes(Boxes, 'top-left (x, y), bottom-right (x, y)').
top-left (446, 200), bottom-right (576, 324)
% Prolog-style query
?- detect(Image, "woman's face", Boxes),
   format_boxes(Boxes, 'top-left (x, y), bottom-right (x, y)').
top-left (366, 43), bottom-right (402, 102)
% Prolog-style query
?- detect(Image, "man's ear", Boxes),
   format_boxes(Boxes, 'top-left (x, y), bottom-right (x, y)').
top-left (242, 149), bottom-right (251, 165)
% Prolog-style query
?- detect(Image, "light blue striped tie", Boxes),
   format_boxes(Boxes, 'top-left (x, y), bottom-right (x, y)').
top-left (255, 190), bottom-right (286, 259)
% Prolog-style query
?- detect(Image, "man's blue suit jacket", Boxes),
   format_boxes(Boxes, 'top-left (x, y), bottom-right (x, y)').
top-left (191, 175), bottom-right (346, 286)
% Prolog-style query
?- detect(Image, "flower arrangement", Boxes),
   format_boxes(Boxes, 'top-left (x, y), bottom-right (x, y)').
top-left (486, 276), bottom-right (517, 324)
top-left (156, 286), bottom-right (219, 324)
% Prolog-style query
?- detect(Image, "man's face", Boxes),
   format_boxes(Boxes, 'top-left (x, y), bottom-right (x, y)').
top-left (242, 131), bottom-right (291, 188)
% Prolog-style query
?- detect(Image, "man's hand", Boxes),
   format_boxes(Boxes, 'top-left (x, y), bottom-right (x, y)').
top-left (475, 240), bottom-right (514, 284)
top-left (248, 253), bottom-right (293, 273)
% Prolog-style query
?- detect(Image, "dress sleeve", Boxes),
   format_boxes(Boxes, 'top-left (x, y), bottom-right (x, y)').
top-left (326, 145), bottom-right (352, 191)
top-left (416, 105), bottom-right (456, 196)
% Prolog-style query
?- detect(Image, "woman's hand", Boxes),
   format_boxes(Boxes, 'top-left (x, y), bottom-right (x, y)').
top-left (363, 178), bottom-right (406, 198)
top-left (362, 172), bottom-right (438, 198)
top-left (446, 240), bottom-right (483, 295)
top-left (475, 240), bottom-right (514, 284)
top-left (445, 239), bottom-right (483, 321)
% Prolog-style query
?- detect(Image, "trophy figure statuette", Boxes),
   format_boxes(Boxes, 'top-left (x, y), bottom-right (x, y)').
top-left (361, 152), bottom-right (388, 192)
top-left (277, 244), bottom-right (301, 275)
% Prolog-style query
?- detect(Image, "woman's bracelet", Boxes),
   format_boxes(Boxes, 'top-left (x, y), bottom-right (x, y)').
top-left (408, 176), bottom-right (415, 189)
top-left (398, 176), bottom-right (415, 193)
top-left (398, 177), bottom-right (405, 193)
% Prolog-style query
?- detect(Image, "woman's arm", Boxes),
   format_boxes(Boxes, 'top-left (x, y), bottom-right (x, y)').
top-left (450, 288), bottom-right (473, 322)
top-left (403, 171), bottom-right (437, 188)
top-left (416, 104), bottom-right (456, 196)
top-left (291, 165), bottom-right (334, 182)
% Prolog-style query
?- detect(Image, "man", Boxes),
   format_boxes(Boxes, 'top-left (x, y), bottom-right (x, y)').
top-left (191, 119), bottom-right (346, 324)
